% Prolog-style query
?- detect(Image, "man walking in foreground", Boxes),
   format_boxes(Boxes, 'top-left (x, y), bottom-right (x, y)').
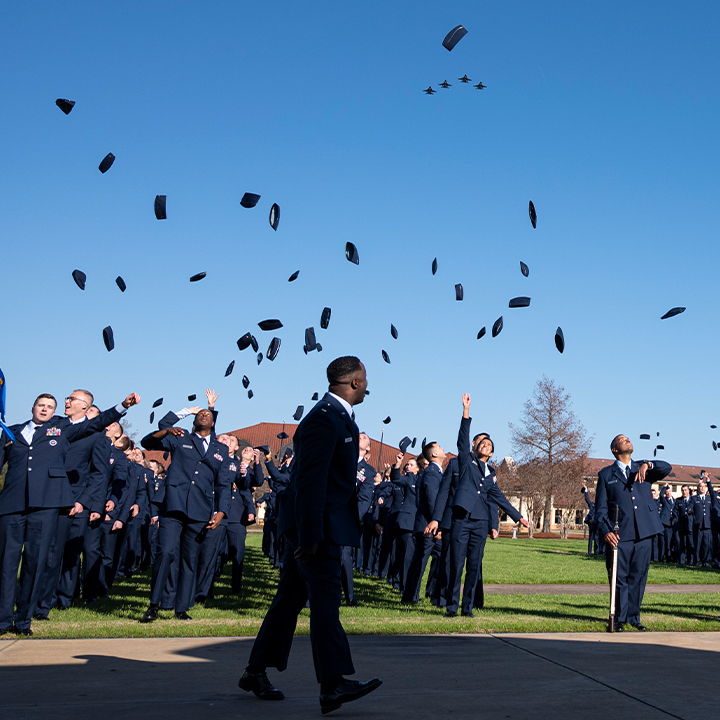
top-left (238, 356), bottom-right (382, 714)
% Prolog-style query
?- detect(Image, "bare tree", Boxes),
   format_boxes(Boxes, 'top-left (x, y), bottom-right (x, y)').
top-left (509, 376), bottom-right (592, 533)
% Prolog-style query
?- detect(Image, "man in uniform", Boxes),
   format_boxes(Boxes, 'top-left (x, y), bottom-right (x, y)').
top-left (595, 434), bottom-right (671, 631)
top-left (690, 476), bottom-right (713, 566)
top-left (238, 356), bottom-right (381, 714)
top-left (674, 485), bottom-right (694, 565)
top-left (140, 407), bottom-right (232, 622)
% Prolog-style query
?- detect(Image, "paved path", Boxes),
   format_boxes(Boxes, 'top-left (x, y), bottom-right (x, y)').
top-left (485, 583), bottom-right (720, 594)
top-left (2, 633), bottom-right (719, 720)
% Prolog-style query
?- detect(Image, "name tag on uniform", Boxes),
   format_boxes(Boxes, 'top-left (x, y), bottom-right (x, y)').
top-left (183, 444), bottom-right (193, 449)
top-left (345, 437), bottom-right (353, 443)
top-left (607, 479), bottom-right (617, 484)
top-left (471, 460), bottom-right (478, 466)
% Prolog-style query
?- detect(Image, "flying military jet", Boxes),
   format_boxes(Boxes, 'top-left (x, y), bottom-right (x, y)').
top-left (474, 81), bottom-right (487, 89)
top-left (458, 74), bottom-right (472, 83)
top-left (423, 86), bottom-right (436, 95)
top-left (439, 80), bottom-right (452, 88)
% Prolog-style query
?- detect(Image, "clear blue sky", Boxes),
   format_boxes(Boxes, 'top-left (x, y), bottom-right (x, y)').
top-left (2, 1), bottom-right (719, 467)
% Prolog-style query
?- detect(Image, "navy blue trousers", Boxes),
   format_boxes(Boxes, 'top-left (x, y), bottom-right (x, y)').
top-left (36, 510), bottom-right (72, 614)
top-left (402, 532), bottom-right (436, 602)
top-left (55, 512), bottom-right (90, 608)
top-left (150, 512), bottom-right (206, 613)
top-left (0, 508), bottom-right (60, 631)
top-left (196, 524), bottom-right (227, 600)
top-left (606, 537), bottom-right (652, 625)
top-left (447, 515), bottom-right (488, 614)
top-left (226, 523), bottom-right (248, 593)
top-left (248, 530), bottom-right (355, 683)
top-left (693, 526), bottom-right (712, 565)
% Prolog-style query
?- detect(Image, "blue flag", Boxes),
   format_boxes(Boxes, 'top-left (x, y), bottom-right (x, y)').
top-left (0, 367), bottom-right (16, 442)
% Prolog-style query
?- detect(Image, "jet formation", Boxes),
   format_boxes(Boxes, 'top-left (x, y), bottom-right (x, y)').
top-left (423, 75), bottom-right (486, 94)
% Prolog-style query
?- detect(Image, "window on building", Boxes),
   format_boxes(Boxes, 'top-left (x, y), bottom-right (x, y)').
top-left (575, 510), bottom-right (583, 524)
top-left (554, 509), bottom-right (562, 525)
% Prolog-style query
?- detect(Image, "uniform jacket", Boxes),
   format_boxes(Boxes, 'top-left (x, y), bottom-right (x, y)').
top-left (432, 457), bottom-right (460, 530)
top-left (356, 458), bottom-right (376, 520)
top-left (594, 460), bottom-right (670, 541)
top-left (64, 426), bottom-right (112, 513)
top-left (278, 393), bottom-right (361, 547)
top-left (0, 405), bottom-right (123, 515)
top-left (413, 462), bottom-right (442, 533)
top-left (454, 416), bottom-right (522, 524)
top-left (105, 446), bottom-right (133, 523)
top-left (690, 492), bottom-right (712, 529)
top-left (141, 422), bottom-right (232, 523)
top-left (673, 496), bottom-right (694, 534)
top-left (390, 468), bottom-right (418, 532)
top-left (659, 493), bottom-right (675, 526)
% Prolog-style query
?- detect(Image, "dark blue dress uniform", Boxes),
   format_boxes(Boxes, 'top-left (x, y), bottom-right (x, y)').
top-left (38, 427), bottom-right (112, 614)
top-left (247, 393), bottom-right (360, 684)
top-left (658, 491), bottom-right (677, 563)
top-left (690, 491), bottom-right (713, 565)
top-left (401, 462), bottom-right (443, 603)
top-left (386, 468), bottom-right (418, 591)
top-left (594, 459), bottom-right (671, 626)
top-left (227, 474), bottom-right (257, 594)
top-left (708, 481), bottom-right (720, 567)
top-left (0, 404), bottom-right (123, 632)
top-left (448, 416), bottom-right (522, 615)
top-left (141, 420), bottom-right (232, 615)
top-left (673, 495), bottom-right (695, 565)
top-left (429, 457), bottom-right (460, 607)
top-left (361, 479), bottom-right (391, 575)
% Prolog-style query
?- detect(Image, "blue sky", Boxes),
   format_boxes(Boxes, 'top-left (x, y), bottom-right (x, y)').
top-left (2, 2), bottom-right (720, 467)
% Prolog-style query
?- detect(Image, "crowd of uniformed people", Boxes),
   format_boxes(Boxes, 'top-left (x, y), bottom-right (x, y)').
top-left (0, 384), bottom-right (532, 635)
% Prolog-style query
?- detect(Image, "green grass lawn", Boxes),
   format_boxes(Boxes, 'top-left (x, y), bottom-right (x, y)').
top-left (2, 535), bottom-right (719, 639)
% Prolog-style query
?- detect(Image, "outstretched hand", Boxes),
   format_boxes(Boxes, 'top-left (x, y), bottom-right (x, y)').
top-left (206, 389), bottom-right (220, 408)
top-left (122, 393), bottom-right (141, 408)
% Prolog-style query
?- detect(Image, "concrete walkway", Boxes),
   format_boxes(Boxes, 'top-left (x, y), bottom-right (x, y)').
top-left (485, 583), bottom-right (720, 594)
top-left (2, 633), bottom-right (719, 719)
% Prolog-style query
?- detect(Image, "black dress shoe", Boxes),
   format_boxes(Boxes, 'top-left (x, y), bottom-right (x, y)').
top-left (319, 677), bottom-right (382, 715)
top-left (238, 670), bottom-right (285, 700)
top-left (32, 613), bottom-right (49, 621)
top-left (461, 611), bottom-right (475, 618)
top-left (612, 622), bottom-right (624, 632)
top-left (13, 627), bottom-right (33, 636)
top-left (140, 604), bottom-right (159, 623)
top-left (346, 600), bottom-right (358, 607)
top-left (630, 622), bottom-right (648, 631)
top-left (175, 611), bottom-right (192, 620)
top-left (55, 604), bottom-right (69, 612)
top-left (444, 611), bottom-right (457, 618)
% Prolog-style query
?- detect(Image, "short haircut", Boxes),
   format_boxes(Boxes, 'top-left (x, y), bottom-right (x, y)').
top-left (74, 389), bottom-right (94, 404)
top-left (416, 455), bottom-right (428, 470)
top-left (422, 442), bottom-right (437, 462)
top-left (682, 484), bottom-right (689, 491)
top-left (327, 356), bottom-right (362, 386)
top-left (476, 435), bottom-right (494, 454)
top-left (34, 393), bottom-right (57, 407)
top-left (472, 433), bottom-right (488, 442)
top-left (90, 405), bottom-right (100, 412)
top-left (610, 434), bottom-right (625, 454)
top-left (116, 435), bottom-right (131, 451)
